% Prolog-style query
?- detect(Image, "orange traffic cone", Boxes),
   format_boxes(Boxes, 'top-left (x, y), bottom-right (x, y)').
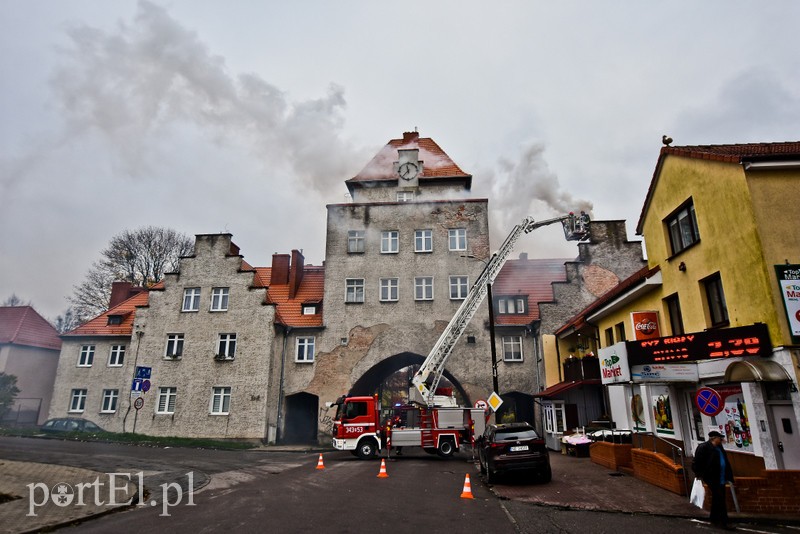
top-left (377, 458), bottom-right (389, 478)
top-left (460, 473), bottom-right (474, 499)
top-left (316, 454), bottom-right (325, 470)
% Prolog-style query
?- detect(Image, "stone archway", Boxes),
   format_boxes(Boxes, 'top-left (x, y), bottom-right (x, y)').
top-left (283, 392), bottom-right (318, 444)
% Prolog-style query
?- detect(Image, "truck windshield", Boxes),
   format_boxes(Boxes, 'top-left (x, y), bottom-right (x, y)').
top-left (344, 401), bottom-right (368, 420)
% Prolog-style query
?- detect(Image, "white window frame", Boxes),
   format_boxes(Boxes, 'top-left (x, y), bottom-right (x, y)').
top-left (296, 337), bottom-right (315, 362)
top-left (78, 345), bottom-right (94, 367)
top-left (210, 386), bottom-right (231, 415)
top-left (210, 287), bottom-right (229, 311)
top-left (69, 389), bottom-right (87, 413)
top-left (108, 345), bottom-right (125, 367)
top-left (302, 305), bottom-right (317, 315)
top-left (543, 401), bottom-right (567, 435)
top-left (379, 278), bottom-right (399, 302)
top-left (414, 277), bottom-right (434, 301)
top-left (449, 276), bottom-right (468, 300)
top-left (217, 333), bottom-right (237, 360)
top-left (448, 228), bottom-right (467, 251)
top-left (101, 389), bottom-right (119, 413)
top-left (165, 334), bottom-right (184, 359)
top-left (397, 191), bottom-right (414, 202)
top-left (502, 335), bottom-right (524, 362)
top-left (345, 278), bottom-right (365, 303)
top-left (381, 230), bottom-right (399, 254)
top-left (347, 230), bottom-right (365, 253)
top-left (414, 229), bottom-right (433, 253)
top-left (156, 387), bottom-right (177, 414)
top-left (182, 287), bottom-right (201, 312)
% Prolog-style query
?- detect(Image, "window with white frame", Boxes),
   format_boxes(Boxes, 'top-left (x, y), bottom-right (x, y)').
top-left (296, 337), bottom-right (315, 362)
top-left (78, 345), bottom-right (94, 367)
top-left (347, 230), bottom-right (365, 253)
top-left (182, 287), bottom-right (201, 311)
top-left (448, 228), bottom-right (467, 251)
top-left (108, 345), bottom-right (125, 366)
top-left (69, 389), bottom-right (87, 413)
top-left (345, 279), bottom-right (365, 303)
top-left (302, 305), bottom-right (317, 315)
top-left (414, 229), bottom-right (433, 252)
top-left (449, 276), bottom-right (468, 300)
top-left (156, 387), bottom-right (177, 414)
top-left (415, 277), bottom-right (434, 300)
top-left (101, 389), bottom-right (119, 413)
top-left (543, 401), bottom-right (567, 434)
top-left (165, 334), bottom-right (184, 359)
top-left (497, 297), bottom-right (526, 314)
top-left (502, 336), bottom-right (524, 361)
top-left (210, 287), bottom-right (229, 311)
top-left (381, 231), bottom-right (399, 253)
top-left (210, 387), bottom-right (231, 415)
top-left (216, 333), bottom-right (237, 359)
top-left (397, 191), bottom-right (414, 202)
top-left (380, 278), bottom-right (399, 302)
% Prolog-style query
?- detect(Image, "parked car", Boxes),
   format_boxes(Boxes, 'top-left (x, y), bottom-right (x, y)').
top-left (477, 422), bottom-right (551, 484)
top-left (40, 418), bottom-right (104, 434)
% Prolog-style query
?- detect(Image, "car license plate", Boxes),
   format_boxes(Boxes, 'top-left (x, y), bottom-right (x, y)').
top-left (510, 445), bottom-right (529, 452)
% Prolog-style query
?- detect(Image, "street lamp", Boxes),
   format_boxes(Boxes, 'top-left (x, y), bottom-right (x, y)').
top-left (462, 255), bottom-right (500, 395)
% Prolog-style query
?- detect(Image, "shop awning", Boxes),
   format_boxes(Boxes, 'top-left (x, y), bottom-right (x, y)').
top-left (723, 359), bottom-right (793, 383)
top-left (532, 378), bottom-right (601, 398)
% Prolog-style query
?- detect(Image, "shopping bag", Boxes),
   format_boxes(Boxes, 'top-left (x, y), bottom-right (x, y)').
top-left (690, 478), bottom-right (705, 508)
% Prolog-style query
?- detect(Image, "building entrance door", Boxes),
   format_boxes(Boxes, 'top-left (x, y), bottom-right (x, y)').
top-left (770, 405), bottom-right (800, 469)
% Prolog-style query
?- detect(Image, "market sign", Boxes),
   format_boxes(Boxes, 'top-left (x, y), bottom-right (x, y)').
top-left (632, 363), bottom-right (699, 383)
top-left (776, 264), bottom-right (800, 343)
top-left (598, 343), bottom-right (631, 384)
top-left (626, 323), bottom-right (771, 366)
top-left (631, 311), bottom-right (661, 341)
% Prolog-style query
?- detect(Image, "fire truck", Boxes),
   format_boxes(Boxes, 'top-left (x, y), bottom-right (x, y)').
top-left (329, 213), bottom-right (590, 459)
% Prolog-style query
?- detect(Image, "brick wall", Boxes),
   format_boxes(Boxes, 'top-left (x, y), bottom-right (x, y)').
top-left (631, 448), bottom-right (688, 496)
top-left (590, 442), bottom-right (633, 471)
top-left (702, 470), bottom-right (800, 515)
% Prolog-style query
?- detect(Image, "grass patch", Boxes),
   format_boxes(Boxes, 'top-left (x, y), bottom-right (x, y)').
top-left (0, 426), bottom-right (257, 450)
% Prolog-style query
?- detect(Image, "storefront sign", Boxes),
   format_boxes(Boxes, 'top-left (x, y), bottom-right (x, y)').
top-left (776, 264), bottom-right (800, 342)
top-left (626, 323), bottom-right (771, 366)
top-left (598, 343), bottom-right (631, 384)
top-left (631, 363), bottom-right (699, 382)
top-left (631, 311), bottom-right (661, 340)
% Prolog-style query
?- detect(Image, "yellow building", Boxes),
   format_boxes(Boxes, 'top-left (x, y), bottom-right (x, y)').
top-left (557, 142), bottom-right (800, 473)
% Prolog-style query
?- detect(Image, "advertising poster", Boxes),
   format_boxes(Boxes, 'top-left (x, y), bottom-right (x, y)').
top-left (631, 311), bottom-right (661, 341)
top-left (776, 264), bottom-right (800, 341)
top-left (652, 391), bottom-right (675, 435)
top-left (630, 391), bottom-right (646, 431)
top-left (599, 343), bottom-right (631, 384)
top-left (712, 385), bottom-right (754, 453)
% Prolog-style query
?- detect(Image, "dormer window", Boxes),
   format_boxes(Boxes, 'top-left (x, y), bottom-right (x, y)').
top-left (302, 305), bottom-right (317, 315)
top-left (107, 315), bottom-right (123, 325)
top-left (497, 296), bottom-right (526, 314)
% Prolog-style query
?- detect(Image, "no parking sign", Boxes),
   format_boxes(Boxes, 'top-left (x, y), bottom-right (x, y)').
top-left (695, 387), bottom-right (724, 417)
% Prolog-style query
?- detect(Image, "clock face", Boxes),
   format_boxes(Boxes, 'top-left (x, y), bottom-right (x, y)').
top-left (398, 162), bottom-right (418, 180)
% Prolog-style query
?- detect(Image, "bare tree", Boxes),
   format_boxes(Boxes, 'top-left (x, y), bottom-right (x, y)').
top-left (53, 307), bottom-right (81, 334)
top-left (70, 226), bottom-right (193, 322)
top-left (2, 294), bottom-right (30, 307)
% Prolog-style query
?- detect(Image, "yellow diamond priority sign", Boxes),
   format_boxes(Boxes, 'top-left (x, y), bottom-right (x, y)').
top-left (487, 392), bottom-right (503, 412)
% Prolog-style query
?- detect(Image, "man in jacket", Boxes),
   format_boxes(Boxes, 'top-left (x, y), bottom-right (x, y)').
top-left (692, 430), bottom-right (735, 529)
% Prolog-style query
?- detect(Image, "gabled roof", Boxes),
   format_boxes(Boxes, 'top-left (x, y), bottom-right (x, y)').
top-left (0, 306), bottom-right (61, 351)
top-left (493, 257), bottom-right (571, 325)
top-left (254, 266), bottom-right (325, 328)
top-left (637, 141), bottom-right (800, 234)
top-left (346, 132), bottom-right (471, 189)
top-left (63, 291), bottom-right (149, 338)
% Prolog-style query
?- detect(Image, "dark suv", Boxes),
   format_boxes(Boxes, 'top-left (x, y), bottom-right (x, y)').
top-left (477, 422), bottom-right (551, 483)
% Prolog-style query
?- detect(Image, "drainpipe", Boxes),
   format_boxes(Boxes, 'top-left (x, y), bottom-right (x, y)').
top-left (122, 326), bottom-right (144, 434)
top-left (276, 325), bottom-right (292, 444)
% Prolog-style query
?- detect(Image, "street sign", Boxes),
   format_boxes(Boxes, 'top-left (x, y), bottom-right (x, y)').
top-left (130, 391), bottom-right (142, 399)
top-left (135, 366), bottom-right (152, 380)
top-left (131, 379), bottom-right (143, 392)
top-left (133, 397), bottom-right (144, 410)
top-left (695, 387), bottom-right (724, 417)
top-left (474, 399), bottom-right (488, 411)
top-left (487, 392), bottom-right (503, 413)
top-left (141, 379), bottom-right (151, 393)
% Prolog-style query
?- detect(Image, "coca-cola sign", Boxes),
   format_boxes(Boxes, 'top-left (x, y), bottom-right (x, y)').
top-left (631, 311), bottom-right (661, 340)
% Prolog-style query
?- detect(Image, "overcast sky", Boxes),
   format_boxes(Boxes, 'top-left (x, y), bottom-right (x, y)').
top-left (2, 1), bottom-right (799, 322)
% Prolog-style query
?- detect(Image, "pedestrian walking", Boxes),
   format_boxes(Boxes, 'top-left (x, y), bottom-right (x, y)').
top-left (692, 430), bottom-right (735, 530)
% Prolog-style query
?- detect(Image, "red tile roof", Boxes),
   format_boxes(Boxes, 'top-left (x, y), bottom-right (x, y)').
top-left (254, 266), bottom-right (325, 328)
top-left (347, 132), bottom-right (471, 187)
top-left (637, 141), bottom-right (800, 234)
top-left (493, 258), bottom-right (571, 324)
top-left (0, 306), bottom-right (62, 351)
top-left (63, 291), bottom-right (149, 338)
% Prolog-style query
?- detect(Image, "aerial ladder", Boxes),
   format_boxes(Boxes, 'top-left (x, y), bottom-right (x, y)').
top-left (410, 211), bottom-right (591, 407)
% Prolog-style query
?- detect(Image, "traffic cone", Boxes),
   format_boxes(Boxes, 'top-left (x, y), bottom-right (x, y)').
top-left (377, 458), bottom-right (389, 478)
top-left (316, 454), bottom-right (325, 470)
top-left (460, 473), bottom-right (474, 499)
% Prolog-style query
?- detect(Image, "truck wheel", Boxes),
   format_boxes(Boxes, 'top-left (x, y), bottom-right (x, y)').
top-left (437, 439), bottom-right (456, 458)
top-left (356, 439), bottom-right (378, 460)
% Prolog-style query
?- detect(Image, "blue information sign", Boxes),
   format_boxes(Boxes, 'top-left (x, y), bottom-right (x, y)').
top-left (131, 379), bottom-right (143, 392)
top-left (135, 366), bottom-right (152, 380)
top-left (695, 387), bottom-right (723, 417)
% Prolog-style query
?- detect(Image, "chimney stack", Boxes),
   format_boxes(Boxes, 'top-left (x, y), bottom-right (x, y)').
top-left (109, 281), bottom-right (145, 308)
top-left (289, 250), bottom-right (305, 299)
top-left (519, 252), bottom-right (529, 261)
top-left (270, 254), bottom-right (290, 285)
top-left (402, 131), bottom-right (419, 144)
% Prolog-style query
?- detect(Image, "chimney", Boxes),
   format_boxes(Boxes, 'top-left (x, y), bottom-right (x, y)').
top-left (289, 250), bottom-right (305, 299)
top-left (270, 254), bottom-right (290, 285)
top-left (402, 131), bottom-right (419, 144)
top-left (519, 252), bottom-right (529, 261)
top-left (109, 281), bottom-right (144, 308)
